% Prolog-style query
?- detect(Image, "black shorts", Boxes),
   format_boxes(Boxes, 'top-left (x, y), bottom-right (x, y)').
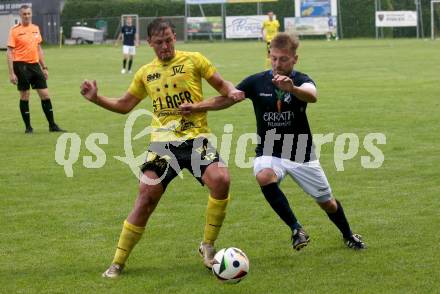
top-left (140, 137), bottom-right (222, 190)
top-left (13, 62), bottom-right (47, 91)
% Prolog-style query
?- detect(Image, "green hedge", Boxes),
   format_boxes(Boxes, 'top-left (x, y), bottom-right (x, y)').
top-left (62, 0), bottom-right (434, 39)
top-left (62, 0), bottom-right (185, 20)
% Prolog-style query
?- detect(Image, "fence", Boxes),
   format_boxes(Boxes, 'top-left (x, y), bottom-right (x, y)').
top-left (62, 16), bottom-right (186, 43)
top-left (60, 0), bottom-right (436, 41)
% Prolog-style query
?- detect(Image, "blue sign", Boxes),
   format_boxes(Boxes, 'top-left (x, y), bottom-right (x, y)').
top-left (300, 0), bottom-right (331, 17)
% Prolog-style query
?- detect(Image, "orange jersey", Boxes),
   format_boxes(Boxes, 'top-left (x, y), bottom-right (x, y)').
top-left (7, 23), bottom-right (42, 63)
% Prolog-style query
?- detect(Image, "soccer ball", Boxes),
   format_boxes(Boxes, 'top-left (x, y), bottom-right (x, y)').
top-left (211, 247), bottom-right (249, 284)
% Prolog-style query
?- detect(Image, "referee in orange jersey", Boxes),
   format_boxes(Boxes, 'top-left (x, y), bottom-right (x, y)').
top-left (7, 5), bottom-right (65, 134)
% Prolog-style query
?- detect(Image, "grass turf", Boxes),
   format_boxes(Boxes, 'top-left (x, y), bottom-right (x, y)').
top-left (0, 39), bottom-right (439, 293)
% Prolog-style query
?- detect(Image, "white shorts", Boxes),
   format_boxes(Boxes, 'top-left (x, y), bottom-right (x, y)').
top-left (122, 45), bottom-right (136, 55)
top-left (253, 156), bottom-right (332, 202)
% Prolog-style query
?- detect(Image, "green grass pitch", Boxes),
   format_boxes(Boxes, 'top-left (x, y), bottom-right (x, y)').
top-left (1, 39), bottom-right (439, 293)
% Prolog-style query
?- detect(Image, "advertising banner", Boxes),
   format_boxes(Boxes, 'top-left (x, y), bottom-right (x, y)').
top-left (227, 0), bottom-right (277, 2)
top-left (295, 0), bottom-right (337, 17)
top-left (0, 2), bottom-right (32, 13)
top-left (225, 15), bottom-right (270, 39)
top-left (375, 11), bottom-right (417, 27)
top-left (285, 16), bottom-right (336, 35)
top-left (187, 17), bottom-right (223, 36)
top-left (186, 0), bottom-right (225, 4)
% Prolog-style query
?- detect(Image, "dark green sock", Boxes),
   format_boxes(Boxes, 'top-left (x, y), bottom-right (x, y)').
top-left (326, 199), bottom-right (353, 238)
top-left (261, 183), bottom-right (302, 231)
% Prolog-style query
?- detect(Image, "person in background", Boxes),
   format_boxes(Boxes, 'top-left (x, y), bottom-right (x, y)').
top-left (116, 16), bottom-right (139, 74)
top-left (7, 5), bottom-right (66, 134)
top-left (261, 11), bottom-right (280, 68)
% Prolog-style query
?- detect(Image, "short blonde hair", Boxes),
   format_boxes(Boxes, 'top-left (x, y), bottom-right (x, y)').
top-left (270, 33), bottom-right (299, 55)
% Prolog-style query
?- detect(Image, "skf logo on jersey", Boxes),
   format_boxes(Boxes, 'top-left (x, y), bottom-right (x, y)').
top-left (171, 65), bottom-right (185, 76)
top-left (147, 72), bottom-right (161, 82)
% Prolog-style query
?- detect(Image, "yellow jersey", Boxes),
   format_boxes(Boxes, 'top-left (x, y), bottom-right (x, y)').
top-left (262, 19), bottom-right (280, 42)
top-left (128, 50), bottom-right (217, 142)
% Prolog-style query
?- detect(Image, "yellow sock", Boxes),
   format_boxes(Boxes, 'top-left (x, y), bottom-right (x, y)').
top-left (203, 195), bottom-right (229, 245)
top-left (112, 220), bottom-right (145, 265)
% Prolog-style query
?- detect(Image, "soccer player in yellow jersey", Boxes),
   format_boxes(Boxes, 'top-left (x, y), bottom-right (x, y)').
top-left (80, 18), bottom-right (244, 278)
top-left (261, 11), bottom-right (280, 67)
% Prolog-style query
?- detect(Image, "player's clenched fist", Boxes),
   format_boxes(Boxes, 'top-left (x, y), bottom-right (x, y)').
top-left (227, 89), bottom-right (245, 102)
top-left (179, 103), bottom-right (194, 115)
top-left (80, 80), bottom-right (98, 102)
top-left (272, 74), bottom-right (294, 92)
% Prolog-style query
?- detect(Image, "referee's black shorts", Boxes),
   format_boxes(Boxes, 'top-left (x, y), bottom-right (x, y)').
top-left (140, 137), bottom-right (222, 190)
top-left (13, 62), bottom-right (47, 91)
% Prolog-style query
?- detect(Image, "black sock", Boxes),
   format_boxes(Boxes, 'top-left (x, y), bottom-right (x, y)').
top-left (19, 100), bottom-right (31, 129)
top-left (326, 199), bottom-right (353, 239)
top-left (123, 59), bottom-right (127, 69)
top-left (128, 59), bottom-right (133, 70)
top-left (261, 183), bottom-right (301, 231)
top-left (41, 99), bottom-right (55, 127)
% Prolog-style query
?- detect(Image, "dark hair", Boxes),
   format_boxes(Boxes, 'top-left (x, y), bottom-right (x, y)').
top-left (20, 4), bottom-right (31, 10)
top-left (270, 33), bottom-right (299, 55)
top-left (147, 18), bottom-right (175, 39)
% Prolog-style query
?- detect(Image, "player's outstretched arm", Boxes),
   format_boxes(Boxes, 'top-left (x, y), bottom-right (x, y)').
top-left (207, 72), bottom-right (245, 102)
top-left (80, 80), bottom-right (141, 114)
top-left (179, 95), bottom-right (239, 115)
